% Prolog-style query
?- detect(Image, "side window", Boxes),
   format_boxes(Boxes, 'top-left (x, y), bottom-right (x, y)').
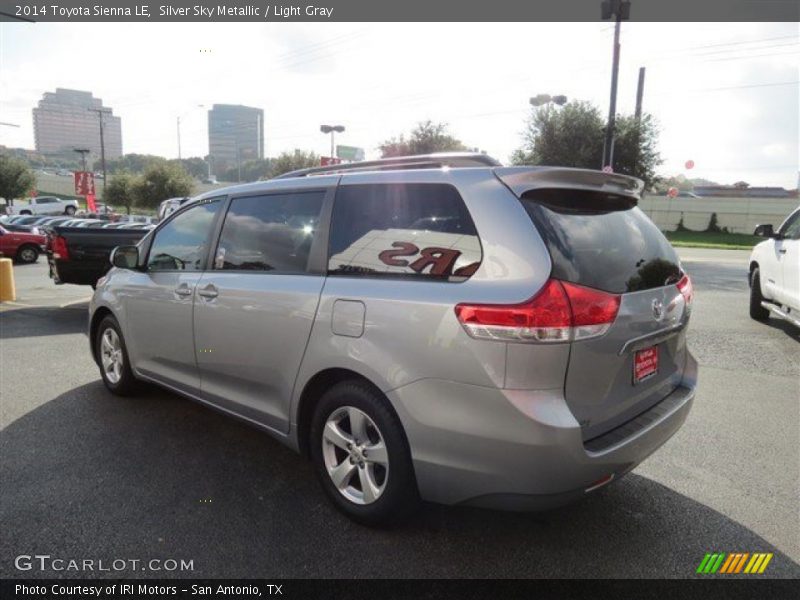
top-left (147, 200), bottom-right (221, 272)
top-left (328, 183), bottom-right (482, 281)
top-left (780, 211), bottom-right (800, 240)
top-left (214, 192), bottom-right (325, 272)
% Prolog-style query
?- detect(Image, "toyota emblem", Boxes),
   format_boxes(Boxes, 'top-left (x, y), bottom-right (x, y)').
top-left (652, 299), bottom-right (664, 320)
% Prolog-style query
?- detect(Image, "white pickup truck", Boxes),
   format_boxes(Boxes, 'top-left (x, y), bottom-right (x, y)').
top-left (749, 206), bottom-right (800, 328)
top-left (8, 196), bottom-right (79, 216)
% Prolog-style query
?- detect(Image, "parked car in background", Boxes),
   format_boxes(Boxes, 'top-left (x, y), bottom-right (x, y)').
top-left (749, 206), bottom-right (800, 328)
top-left (89, 154), bottom-right (697, 525)
top-left (157, 196), bottom-right (191, 220)
top-left (0, 224), bottom-right (47, 263)
top-left (47, 225), bottom-right (152, 287)
top-left (8, 196), bottom-right (79, 216)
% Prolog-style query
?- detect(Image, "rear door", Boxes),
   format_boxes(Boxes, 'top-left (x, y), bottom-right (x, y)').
top-left (519, 188), bottom-right (691, 441)
top-left (193, 183), bottom-right (333, 433)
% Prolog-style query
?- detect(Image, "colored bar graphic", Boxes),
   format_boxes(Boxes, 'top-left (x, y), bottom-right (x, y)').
top-left (758, 554), bottom-right (773, 573)
top-left (710, 553), bottom-right (726, 573)
top-left (744, 554), bottom-right (761, 573)
top-left (697, 553), bottom-right (712, 574)
top-left (719, 554), bottom-right (735, 573)
top-left (701, 552), bottom-right (774, 575)
top-left (734, 553), bottom-right (749, 573)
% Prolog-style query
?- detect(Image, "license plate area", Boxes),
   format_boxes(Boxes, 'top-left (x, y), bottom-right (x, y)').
top-left (633, 346), bottom-right (659, 384)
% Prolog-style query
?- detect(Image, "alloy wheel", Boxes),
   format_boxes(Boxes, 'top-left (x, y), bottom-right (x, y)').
top-left (100, 327), bottom-right (123, 384)
top-left (322, 406), bottom-right (389, 505)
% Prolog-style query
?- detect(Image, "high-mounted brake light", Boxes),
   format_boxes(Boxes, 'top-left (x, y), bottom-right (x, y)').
top-left (52, 235), bottom-right (69, 261)
top-left (455, 279), bottom-right (620, 343)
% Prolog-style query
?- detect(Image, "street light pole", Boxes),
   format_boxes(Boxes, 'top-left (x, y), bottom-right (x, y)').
top-left (601, 0), bottom-right (631, 170)
top-left (320, 124), bottom-right (345, 160)
top-left (87, 107), bottom-right (110, 201)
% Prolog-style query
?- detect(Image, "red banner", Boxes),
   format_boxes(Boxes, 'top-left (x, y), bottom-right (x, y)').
top-left (74, 171), bottom-right (96, 196)
top-left (86, 194), bottom-right (97, 213)
top-left (320, 157), bottom-right (342, 167)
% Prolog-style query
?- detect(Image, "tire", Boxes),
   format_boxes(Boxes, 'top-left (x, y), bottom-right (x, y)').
top-left (95, 315), bottom-right (139, 395)
top-left (20, 210), bottom-right (31, 215)
top-left (15, 245), bottom-right (39, 264)
top-left (310, 380), bottom-right (420, 526)
top-left (64, 206), bottom-right (76, 215)
top-left (749, 267), bottom-right (770, 321)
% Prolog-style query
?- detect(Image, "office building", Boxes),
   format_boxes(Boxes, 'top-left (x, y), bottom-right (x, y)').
top-left (208, 104), bottom-right (264, 177)
top-left (33, 88), bottom-right (122, 159)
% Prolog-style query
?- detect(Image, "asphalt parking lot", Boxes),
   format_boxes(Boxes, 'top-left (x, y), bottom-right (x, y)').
top-left (1, 249), bottom-right (798, 579)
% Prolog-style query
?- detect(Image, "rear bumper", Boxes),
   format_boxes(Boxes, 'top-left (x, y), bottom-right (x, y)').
top-left (388, 351), bottom-right (697, 509)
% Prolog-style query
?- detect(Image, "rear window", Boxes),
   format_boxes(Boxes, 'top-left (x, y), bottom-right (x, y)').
top-left (328, 183), bottom-right (482, 281)
top-left (521, 189), bottom-right (681, 294)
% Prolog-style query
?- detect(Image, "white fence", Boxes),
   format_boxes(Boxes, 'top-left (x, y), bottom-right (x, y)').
top-left (640, 195), bottom-right (799, 234)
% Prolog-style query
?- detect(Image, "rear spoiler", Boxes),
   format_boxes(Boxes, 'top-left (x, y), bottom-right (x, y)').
top-left (494, 167), bottom-right (644, 202)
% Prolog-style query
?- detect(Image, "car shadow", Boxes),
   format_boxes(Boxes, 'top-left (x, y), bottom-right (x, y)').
top-left (0, 305), bottom-right (88, 339)
top-left (762, 316), bottom-right (800, 342)
top-left (1, 382), bottom-right (798, 579)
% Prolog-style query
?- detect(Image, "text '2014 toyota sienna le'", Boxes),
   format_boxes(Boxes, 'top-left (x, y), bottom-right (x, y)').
top-left (89, 153), bottom-right (697, 525)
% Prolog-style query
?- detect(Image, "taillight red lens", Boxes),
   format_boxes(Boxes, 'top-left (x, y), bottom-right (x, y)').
top-left (455, 279), bottom-right (620, 343)
top-left (52, 235), bottom-right (69, 260)
top-left (561, 281), bottom-right (621, 327)
top-left (677, 274), bottom-right (693, 306)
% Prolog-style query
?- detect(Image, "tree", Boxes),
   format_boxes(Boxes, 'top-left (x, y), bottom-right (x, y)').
top-left (0, 154), bottom-right (36, 207)
top-left (379, 120), bottom-right (467, 158)
top-left (97, 153), bottom-right (165, 175)
top-left (105, 170), bottom-right (137, 215)
top-left (132, 162), bottom-right (195, 209)
top-left (172, 157), bottom-right (210, 180)
top-left (267, 150), bottom-right (320, 178)
top-left (220, 158), bottom-right (272, 183)
top-left (512, 101), bottom-right (604, 169)
top-left (512, 101), bottom-right (662, 189)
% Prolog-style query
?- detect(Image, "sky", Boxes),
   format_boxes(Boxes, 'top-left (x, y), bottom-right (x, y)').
top-left (0, 21), bottom-right (797, 187)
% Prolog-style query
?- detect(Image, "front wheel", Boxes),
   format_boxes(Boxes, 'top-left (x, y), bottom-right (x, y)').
top-left (95, 315), bottom-right (139, 395)
top-left (16, 245), bottom-right (39, 264)
top-left (749, 267), bottom-right (770, 321)
top-left (64, 206), bottom-right (76, 215)
top-left (310, 380), bottom-right (419, 526)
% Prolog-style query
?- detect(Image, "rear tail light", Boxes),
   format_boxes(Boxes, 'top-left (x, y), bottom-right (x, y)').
top-left (677, 274), bottom-right (693, 314)
top-left (455, 279), bottom-right (620, 343)
top-left (52, 235), bottom-right (69, 260)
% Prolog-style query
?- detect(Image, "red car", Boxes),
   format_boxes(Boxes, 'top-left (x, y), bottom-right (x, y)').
top-left (0, 224), bottom-right (47, 264)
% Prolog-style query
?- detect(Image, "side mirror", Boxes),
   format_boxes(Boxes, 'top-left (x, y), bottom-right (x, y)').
top-left (110, 245), bottom-right (139, 269)
top-left (753, 224), bottom-right (775, 238)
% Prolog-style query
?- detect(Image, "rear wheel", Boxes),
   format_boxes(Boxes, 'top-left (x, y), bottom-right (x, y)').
top-left (310, 380), bottom-right (419, 526)
top-left (16, 245), bottom-right (39, 264)
top-left (64, 206), bottom-right (76, 215)
top-left (749, 267), bottom-right (770, 321)
top-left (20, 210), bottom-right (31, 215)
top-left (95, 315), bottom-right (139, 395)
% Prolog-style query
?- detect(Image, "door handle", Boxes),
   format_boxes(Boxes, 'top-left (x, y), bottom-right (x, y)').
top-left (197, 284), bottom-right (218, 299)
top-left (174, 285), bottom-right (192, 297)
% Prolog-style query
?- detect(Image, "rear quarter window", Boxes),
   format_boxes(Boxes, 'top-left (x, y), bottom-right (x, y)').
top-left (522, 189), bottom-right (681, 294)
top-left (328, 183), bottom-right (482, 281)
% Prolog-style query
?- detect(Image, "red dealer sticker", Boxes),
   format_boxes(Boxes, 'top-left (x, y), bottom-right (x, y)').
top-left (634, 346), bottom-right (659, 384)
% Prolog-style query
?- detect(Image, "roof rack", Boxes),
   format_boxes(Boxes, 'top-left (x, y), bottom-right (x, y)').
top-left (273, 152), bottom-right (502, 179)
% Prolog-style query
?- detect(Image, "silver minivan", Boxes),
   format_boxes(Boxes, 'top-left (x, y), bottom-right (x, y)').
top-left (89, 154), bottom-right (697, 525)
